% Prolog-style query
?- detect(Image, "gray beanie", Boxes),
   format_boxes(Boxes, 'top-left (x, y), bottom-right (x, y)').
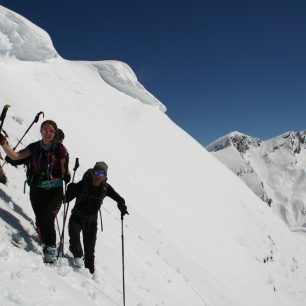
top-left (93, 161), bottom-right (108, 175)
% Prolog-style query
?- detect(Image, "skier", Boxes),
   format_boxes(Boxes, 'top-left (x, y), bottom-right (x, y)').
top-left (66, 161), bottom-right (128, 274)
top-left (0, 120), bottom-right (70, 263)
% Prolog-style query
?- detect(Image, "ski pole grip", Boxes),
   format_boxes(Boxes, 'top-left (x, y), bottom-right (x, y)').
top-left (0, 104), bottom-right (10, 131)
top-left (34, 111), bottom-right (44, 123)
top-left (73, 158), bottom-right (79, 171)
top-left (0, 104), bottom-right (10, 121)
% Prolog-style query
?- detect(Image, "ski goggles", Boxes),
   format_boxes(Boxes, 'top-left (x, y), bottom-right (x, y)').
top-left (93, 169), bottom-right (106, 177)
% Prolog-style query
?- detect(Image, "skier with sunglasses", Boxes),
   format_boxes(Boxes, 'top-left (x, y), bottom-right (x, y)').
top-left (66, 161), bottom-right (128, 274)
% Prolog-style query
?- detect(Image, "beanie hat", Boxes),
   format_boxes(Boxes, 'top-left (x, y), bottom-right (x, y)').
top-left (93, 161), bottom-right (108, 175)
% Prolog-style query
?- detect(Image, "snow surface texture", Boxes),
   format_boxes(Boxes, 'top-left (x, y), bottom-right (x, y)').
top-left (0, 5), bottom-right (306, 306)
top-left (94, 61), bottom-right (166, 113)
top-left (0, 4), bottom-right (165, 112)
top-left (0, 5), bottom-right (57, 61)
top-left (207, 131), bottom-right (306, 229)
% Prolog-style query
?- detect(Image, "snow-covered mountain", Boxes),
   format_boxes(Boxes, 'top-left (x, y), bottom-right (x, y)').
top-left (1, 5), bottom-right (306, 305)
top-left (207, 130), bottom-right (306, 229)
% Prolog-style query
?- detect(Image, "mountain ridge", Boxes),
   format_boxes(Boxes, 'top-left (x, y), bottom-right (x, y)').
top-left (207, 130), bottom-right (306, 227)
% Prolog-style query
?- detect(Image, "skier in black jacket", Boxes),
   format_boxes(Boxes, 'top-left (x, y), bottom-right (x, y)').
top-left (66, 161), bottom-right (128, 274)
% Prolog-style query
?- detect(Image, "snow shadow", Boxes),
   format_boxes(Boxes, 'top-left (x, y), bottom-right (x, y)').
top-left (0, 206), bottom-right (38, 252)
top-left (0, 189), bottom-right (38, 252)
top-left (0, 188), bottom-right (33, 223)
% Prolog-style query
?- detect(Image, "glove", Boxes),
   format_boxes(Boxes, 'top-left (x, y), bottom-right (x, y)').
top-left (0, 133), bottom-right (6, 146)
top-left (5, 155), bottom-right (29, 166)
top-left (5, 155), bottom-right (16, 166)
top-left (118, 201), bottom-right (128, 217)
top-left (63, 173), bottom-right (71, 184)
top-left (4, 155), bottom-right (12, 163)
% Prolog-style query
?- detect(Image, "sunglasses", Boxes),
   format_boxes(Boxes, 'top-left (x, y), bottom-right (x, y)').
top-left (93, 170), bottom-right (106, 177)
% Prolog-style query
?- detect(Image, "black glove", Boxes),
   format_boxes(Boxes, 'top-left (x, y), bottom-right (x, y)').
top-left (5, 155), bottom-right (13, 164)
top-left (118, 201), bottom-right (128, 216)
top-left (5, 155), bottom-right (29, 166)
top-left (63, 174), bottom-right (71, 183)
top-left (0, 133), bottom-right (6, 146)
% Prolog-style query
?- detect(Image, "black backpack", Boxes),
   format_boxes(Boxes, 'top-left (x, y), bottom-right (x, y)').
top-left (79, 168), bottom-right (107, 201)
top-left (6, 141), bottom-right (68, 191)
top-left (5, 155), bottom-right (32, 191)
top-left (78, 168), bottom-right (107, 231)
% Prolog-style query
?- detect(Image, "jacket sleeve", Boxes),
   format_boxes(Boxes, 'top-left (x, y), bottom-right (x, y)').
top-left (65, 181), bottom-right (83, 202)
top-left (106, 184), bottom-right (126, 207)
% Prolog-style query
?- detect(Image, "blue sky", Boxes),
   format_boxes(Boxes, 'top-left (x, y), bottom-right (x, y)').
top-left (1, 0), bottom-right (306, 145)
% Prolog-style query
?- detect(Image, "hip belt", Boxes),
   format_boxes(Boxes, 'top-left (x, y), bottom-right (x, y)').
top-left (36, 178), bottom-right (63, 190)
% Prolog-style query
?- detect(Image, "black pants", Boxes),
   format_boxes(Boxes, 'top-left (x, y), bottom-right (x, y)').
top-left (30, 185), bottom-right (63, 246)
top-left (68, 213), bottom-right (98, 274)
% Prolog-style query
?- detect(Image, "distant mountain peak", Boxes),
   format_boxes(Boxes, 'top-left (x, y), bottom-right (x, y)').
top-left (282, 130), bottom-right (306, 145)
top-left (207, 131), bottom-right (262, 154)
top-left (207, 129), bottom-right (306, 228)
top-left (264, 130), bottom-right (306, 156)
top-left (281, 130), bottom-right (306, 143)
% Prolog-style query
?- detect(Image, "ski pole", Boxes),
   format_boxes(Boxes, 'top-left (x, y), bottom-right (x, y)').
top-left (58, 181), bottom-right (68, 257)
top-left (56, 216), bottom-right (61, 239)
top-left (71, 158), bottom-right (79, 183)
top-left (2, 111), bottom-right (44, 167)
top-left (12, 111), bottom-right (44, 151)
top-left (58, 158), bottom-right (79, 258)
top-left (99, 208), bottom-right (104, 232)
top-left (63, 158), bottom-right (79, 219)
top-left (121, 214), bottom-right (126, 306)
top-left (0, 104), bottom-right (10, 132)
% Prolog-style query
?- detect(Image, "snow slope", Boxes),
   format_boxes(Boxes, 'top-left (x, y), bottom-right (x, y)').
top-left (207, 131), bottom-right (306, 229)
top-left (0, 5), bottom-right (306, 306)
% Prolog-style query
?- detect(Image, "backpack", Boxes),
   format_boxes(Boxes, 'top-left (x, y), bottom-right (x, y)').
top-left (77, 168), bottom-right (107, 231)
top-left (5, 155), bottom-right (32, 192)
top-left (6, 141), bottom-right (68, 192)
top-left (29, 140), bottom-right (69, 184)
top-left (79, 168), bottom-right (107, 202)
